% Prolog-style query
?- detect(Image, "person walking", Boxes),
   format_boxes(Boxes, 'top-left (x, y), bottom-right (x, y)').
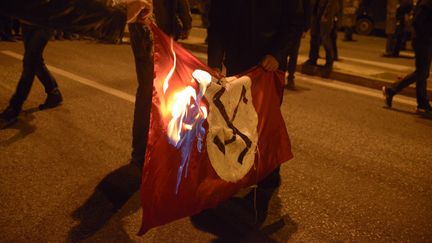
top-left (383, 0), bottom-right (413, 57)
top-left (303, 0), bottom-right (340, 78)
top-left (383, 0), bottom-right (432, 114)
top-left (341, 0), bottom-right (359, 41)
top-left (286, 0), bottom-right (311, 89)
top-left (0, 24), bottom-right (62, 129)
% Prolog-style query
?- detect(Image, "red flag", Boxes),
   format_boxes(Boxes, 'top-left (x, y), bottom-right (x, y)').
top-left (139, 25), bottom-right (293, 234)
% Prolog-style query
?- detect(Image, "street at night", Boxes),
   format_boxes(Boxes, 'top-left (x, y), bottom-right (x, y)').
top-left (1, 35), bottom-right (431, 242)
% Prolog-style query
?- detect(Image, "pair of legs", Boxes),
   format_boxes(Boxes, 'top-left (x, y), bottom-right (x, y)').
top-left (128, 23), bottom-right (154, 167)
top-left (383, 37), bottom-right (432, 111)
top-left (307, 17), bottom-right (335, 69)
top-left (0, 24), bottom-right (62, 128)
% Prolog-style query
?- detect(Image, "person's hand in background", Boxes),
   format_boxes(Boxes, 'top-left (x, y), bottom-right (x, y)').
top-left (126, 0), bottom-right (153, 24)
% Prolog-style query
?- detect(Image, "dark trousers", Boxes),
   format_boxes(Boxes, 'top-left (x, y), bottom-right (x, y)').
top-left (309, 17), bottom-right (335, 66)
top-left (287, 31), bottom-right (303, 81)
top-left (331, 24), bottom-right (338, 60)
top-left (0, 15), bottom-right (14, 38)
top-left (9, 25), bottom-right (57, 110)
top-left (391, 38), bottom-right (432, 108)
top-left (129, 24), bottom-right (154, 163)
top-left (385, 18), bottom-right (405, 56)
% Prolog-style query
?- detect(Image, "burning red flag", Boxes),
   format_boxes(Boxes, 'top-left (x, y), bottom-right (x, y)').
top-left (139, 25), bottom-right (293, 234)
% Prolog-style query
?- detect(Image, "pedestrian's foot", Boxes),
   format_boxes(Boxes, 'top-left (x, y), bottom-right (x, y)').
top-left (416, 106), bottom-right (432, 116)
top-left (382, 52), bottom-right (399, 58)
top-left (0, 106), bottom-right (20, 129)
top-left (39, 88), bottom-right (63, 110)
top-left (382, 86), bottom-right (394, 108)
top-left (321, 64), bottom-right (333, 78)
top-left (301, 60), bottom-right (317, 75)
top-left (303, 59), bottom-right (317, 66)
top-left (286, 79), bottom-right (295, 90)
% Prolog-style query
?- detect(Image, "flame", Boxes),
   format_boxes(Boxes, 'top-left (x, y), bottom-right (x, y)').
top-left (159, 40), bottom-right (212, 193)
top-left (163, 38), bottom-right (177, 94)
top-left (167, 86), bottom-right (197, 145)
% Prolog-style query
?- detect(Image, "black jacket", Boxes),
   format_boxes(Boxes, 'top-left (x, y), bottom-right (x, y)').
top-left (413, 0), bottom-right (432, 43)
top-left (153, 0), bottom-right (192, 38)
top-left (0, 0), bottom-right (126, 40)
top-left (208, 0), bottom-right (301, 74)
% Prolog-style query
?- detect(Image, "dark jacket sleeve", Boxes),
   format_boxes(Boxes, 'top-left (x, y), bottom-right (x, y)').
top-left (413, 0), bottom-right (432, 41)
top-left (207, 0), bottom-right (226, 70)
top-left (268, 0), bottom-right (302, 66)
top-left (176, 0), bottom-right (192, 32)
top-left (0, 0), bottom-right (127, 40)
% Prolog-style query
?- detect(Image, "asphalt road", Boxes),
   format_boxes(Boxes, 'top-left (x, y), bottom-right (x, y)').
top-left (0, 40), bottom-right (431, 242)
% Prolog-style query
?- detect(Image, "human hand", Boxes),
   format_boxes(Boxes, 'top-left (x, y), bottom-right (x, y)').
top-left (127, 0), bottom-right (153, 24)
top-left (260, 55), bottom-right (279, 72)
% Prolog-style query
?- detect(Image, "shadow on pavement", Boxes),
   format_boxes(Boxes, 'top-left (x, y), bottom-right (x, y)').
top-left (68, 163), bottom-right (141, 242)
top-left (0, 107), bottom-right (38, 147)
top-left (190, 187), bottom-right (298, 242)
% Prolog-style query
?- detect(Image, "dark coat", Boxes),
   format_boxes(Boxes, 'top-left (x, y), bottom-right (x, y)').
top-left (310, 0), bottom-right (340, 35)
top-left (153, 0), bottom-right (192, 38)
top-left (0, 0), bottom-right (126, 40)
top-left (207, 0), bottom-right (301, 74)
top-left (413, 0), bottom-right (432, 43)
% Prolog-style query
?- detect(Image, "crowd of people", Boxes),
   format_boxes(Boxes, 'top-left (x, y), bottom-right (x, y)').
top-left (0, 0), bottom-right (431, 174)
top-left (0, 0), bottom-right (430, 235)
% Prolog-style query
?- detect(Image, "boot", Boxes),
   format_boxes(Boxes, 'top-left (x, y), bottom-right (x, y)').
top-left (39, 88), bottom-right (63, 110)
top-left (0, 106), bottom-right (20, 129)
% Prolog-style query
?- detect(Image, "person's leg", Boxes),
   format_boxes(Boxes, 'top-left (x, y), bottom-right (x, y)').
top-left (287, 32), bottom-right (302, 88)
top-left (8, 25), bottom-right (38, 111)
top-left (344, 27), bottom-right (353, 41)
top-left (1, 25), bottom-right (36, 127)
top-left (384, 33), bottom-right (399, 57)
top-left (413, 38), bottom-right (432, 110)
top-left (31, 28), bottom-right (57, 91)
top-left (331, 24), bottom-right (338, 60)
top-left (129, 23), bottom-right (154, 167)
top-left (321, 27), bottom-right (335, 68)
top-left (258, 166), bottom-right (281, 189)
top-left (320, 23), bottom-right (335, 78)
top-left (307, 18), bottom-right (320, 65)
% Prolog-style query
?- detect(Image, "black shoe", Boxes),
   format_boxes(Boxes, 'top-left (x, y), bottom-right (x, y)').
top-left (0, 106), bottom-right (20, 129)
top-left (286, 79), bottom-right (295, 90)
top-left (382, 52), bottom-right (399, 58)
top-left (39, 88), bottom-right (63, 110)
top-left (321, 64), bottom-right (333, 78)
top-left (303, 59), bottom-right (317, 66)
top-left (382, 86), bottom-right (394, 108)
top-left (416, 106), bottom-right (432, 114)
top-left (301, 60), bottom-right (317, 75)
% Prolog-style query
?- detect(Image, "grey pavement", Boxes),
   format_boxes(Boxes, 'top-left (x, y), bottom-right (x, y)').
top-left (0, 35), bottom-right (431, 242)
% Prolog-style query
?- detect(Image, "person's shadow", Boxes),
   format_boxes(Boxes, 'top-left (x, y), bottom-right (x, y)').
top-left (190, 187), bottom-right (298, 242)
top-left (0, 107), bottom-right (38, 147)
top-left (67, 163), bottom-right (141, 242)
